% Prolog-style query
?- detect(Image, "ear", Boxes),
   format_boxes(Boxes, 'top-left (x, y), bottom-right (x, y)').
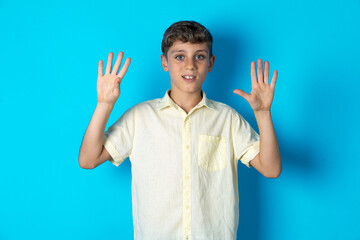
top-left (160, 55), bottom-right (169, 72)
top-left (208, 55), bottom-right (215, 72)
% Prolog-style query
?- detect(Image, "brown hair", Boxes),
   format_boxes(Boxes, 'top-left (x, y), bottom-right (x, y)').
top-left (161, 21), bottom-right (213, 59)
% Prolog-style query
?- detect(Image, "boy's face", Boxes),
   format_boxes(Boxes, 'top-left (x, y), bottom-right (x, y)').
top-left (161, 41), bottom-right (215, 96)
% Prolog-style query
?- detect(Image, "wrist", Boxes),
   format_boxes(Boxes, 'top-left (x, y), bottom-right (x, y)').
top-left (96, 101), bottom-right (115, 113)
top-left (254, 110), bottom-right (271, 120)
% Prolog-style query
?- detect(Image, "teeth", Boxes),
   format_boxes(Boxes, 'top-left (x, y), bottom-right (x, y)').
top-left (183, 75), bottom-right (195, 79)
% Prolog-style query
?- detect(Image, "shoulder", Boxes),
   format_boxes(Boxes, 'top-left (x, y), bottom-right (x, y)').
top-left (207, 98), bottom-right (250, 126)
top-left (114, 98), bottom-right (161, 123)
top-left (208, 98), bottom-right (240, 116)
top-left (133, 97), bottom-right (162, 110)
top-left (123, 97), bottom-right (163, 115)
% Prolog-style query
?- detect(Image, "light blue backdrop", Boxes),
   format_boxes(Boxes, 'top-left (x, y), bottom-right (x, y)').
top-left (1, 0), bottom-right (359, 239)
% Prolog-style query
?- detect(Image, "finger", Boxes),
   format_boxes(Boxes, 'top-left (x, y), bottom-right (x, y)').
top-left (270, 70), bottom-right (278, 88)
top-left (98, 60), bottom-right (103, 78)
top-left (105, 52), bottom-right (113, 74)
top-left (117, 57), bottom-right (131, 82)
top-left (250, 61), bottom-right (257, 88)
top-left (233, 89), bottom-right (250, 101)
top-left (257, 59), bottom-right (264, 84)
top-left (264, 61), bottom-right (269, 85)
top-left (112, 52), bottom-right (124, 75)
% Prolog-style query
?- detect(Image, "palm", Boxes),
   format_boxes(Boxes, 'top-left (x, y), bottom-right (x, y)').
top-left (97, 52), bottom-right (131, 104)
top-left (234, 59), bottom-right (278, 112)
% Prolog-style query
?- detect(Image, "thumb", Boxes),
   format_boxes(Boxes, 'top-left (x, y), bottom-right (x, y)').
top-left (113, 77), bottom-right (121, 96)
top-left (114, 77), bottom-right (121, 88)
top-left (233, 89), bottom-right (249, 101)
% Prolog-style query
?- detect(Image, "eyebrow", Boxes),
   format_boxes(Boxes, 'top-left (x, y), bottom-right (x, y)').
top-left (170, 49), bottom-right (209, 54)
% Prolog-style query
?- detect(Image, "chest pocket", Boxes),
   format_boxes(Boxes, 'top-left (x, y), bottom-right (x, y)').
top-left (198, 135), bottom-right (226, 172)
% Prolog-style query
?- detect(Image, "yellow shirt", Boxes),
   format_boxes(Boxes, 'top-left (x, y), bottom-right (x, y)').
top-left (103, 90), bottom-right (260, 240)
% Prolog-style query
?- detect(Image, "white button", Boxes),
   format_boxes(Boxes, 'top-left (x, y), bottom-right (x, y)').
top-left (186, 145), bottom-right (190, 149)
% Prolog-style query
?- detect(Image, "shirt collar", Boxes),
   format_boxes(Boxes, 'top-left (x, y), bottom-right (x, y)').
top-left (157, 90), bottom-right (215, 111)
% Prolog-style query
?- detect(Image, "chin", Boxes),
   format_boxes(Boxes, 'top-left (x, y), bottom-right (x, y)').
top-left (184, 88), bottom-right (201, 93)
top-left (171, 80), bottom-right (203, 94)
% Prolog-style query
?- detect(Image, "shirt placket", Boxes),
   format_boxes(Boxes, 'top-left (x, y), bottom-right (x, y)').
top-left (182, 115), bottom-right (192, 240)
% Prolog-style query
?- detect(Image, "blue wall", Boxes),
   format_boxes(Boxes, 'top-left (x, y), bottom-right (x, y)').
top-left (1, 0), bottom-right (359, 239)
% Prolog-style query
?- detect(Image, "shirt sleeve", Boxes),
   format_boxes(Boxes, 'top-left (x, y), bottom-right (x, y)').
top-left (103, 106), bottom-right (137, 167)
top-left (231, 109), bottom-right (260, 168)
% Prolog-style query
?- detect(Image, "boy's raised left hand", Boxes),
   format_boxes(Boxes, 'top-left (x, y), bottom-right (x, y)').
top-left (233, 59), bottom-right (278, 112)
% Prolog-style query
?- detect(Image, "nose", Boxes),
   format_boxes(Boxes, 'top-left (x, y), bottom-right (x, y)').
top-left (185, 58), bottom-right (196, 70)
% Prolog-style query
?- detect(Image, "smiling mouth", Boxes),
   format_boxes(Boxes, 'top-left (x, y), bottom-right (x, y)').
top-left (182, 75), bottom-right (196, 81)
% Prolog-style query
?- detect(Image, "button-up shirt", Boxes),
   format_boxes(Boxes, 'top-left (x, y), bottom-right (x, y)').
top-left (103, 90), bottom-right (260, 240)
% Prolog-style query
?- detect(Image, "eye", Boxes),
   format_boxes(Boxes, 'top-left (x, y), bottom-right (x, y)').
top-left (175, 55), bottom-right (184, 61)
top-left (196, 54), bottom-right (206, 60)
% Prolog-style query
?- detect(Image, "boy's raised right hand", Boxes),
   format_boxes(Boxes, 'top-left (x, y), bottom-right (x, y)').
top-left (97, 52), bottom-right (131, 105)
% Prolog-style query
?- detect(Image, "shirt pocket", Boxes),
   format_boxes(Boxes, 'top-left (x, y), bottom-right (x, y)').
top-left (198, 135), bottom-right (226, 172)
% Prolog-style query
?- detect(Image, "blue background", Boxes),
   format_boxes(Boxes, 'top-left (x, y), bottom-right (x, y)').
top-left (1, 0), bottom-right (359, 239)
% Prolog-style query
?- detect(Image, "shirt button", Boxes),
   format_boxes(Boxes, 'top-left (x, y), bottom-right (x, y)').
top-left (186, 145), bottom-right (190, 150)
top-left (185, 237), bottom-right (189, 240)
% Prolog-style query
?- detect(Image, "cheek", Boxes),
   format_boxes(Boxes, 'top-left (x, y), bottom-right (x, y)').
top-left (199, 62), bottom-right (209, 71)
top-left (168, 67), bottom-right (178, 77)
top-left (168, 63), bottom-right (181, 72)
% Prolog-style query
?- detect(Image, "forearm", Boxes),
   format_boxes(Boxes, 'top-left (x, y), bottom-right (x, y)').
top-left (78, 102), bottom-right (114, 168)
top-left (254, 111), bottom-right (281, 177)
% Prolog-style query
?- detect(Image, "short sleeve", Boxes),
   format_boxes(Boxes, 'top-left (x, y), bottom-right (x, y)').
top-left (103, 106), bottom-right (137, 167)
top-left (231, 109), bottom-right (260, 168)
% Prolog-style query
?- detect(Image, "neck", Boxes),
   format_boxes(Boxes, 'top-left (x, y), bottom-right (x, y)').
top-left (169, 89), bottom-right (203, 114)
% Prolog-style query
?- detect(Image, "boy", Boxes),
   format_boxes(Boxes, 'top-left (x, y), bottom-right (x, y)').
top-left (78, 21), bottom-right (281, 240)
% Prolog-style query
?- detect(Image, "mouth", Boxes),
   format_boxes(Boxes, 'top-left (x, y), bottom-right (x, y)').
top-left (182, 75), bottom-right (196, 82)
